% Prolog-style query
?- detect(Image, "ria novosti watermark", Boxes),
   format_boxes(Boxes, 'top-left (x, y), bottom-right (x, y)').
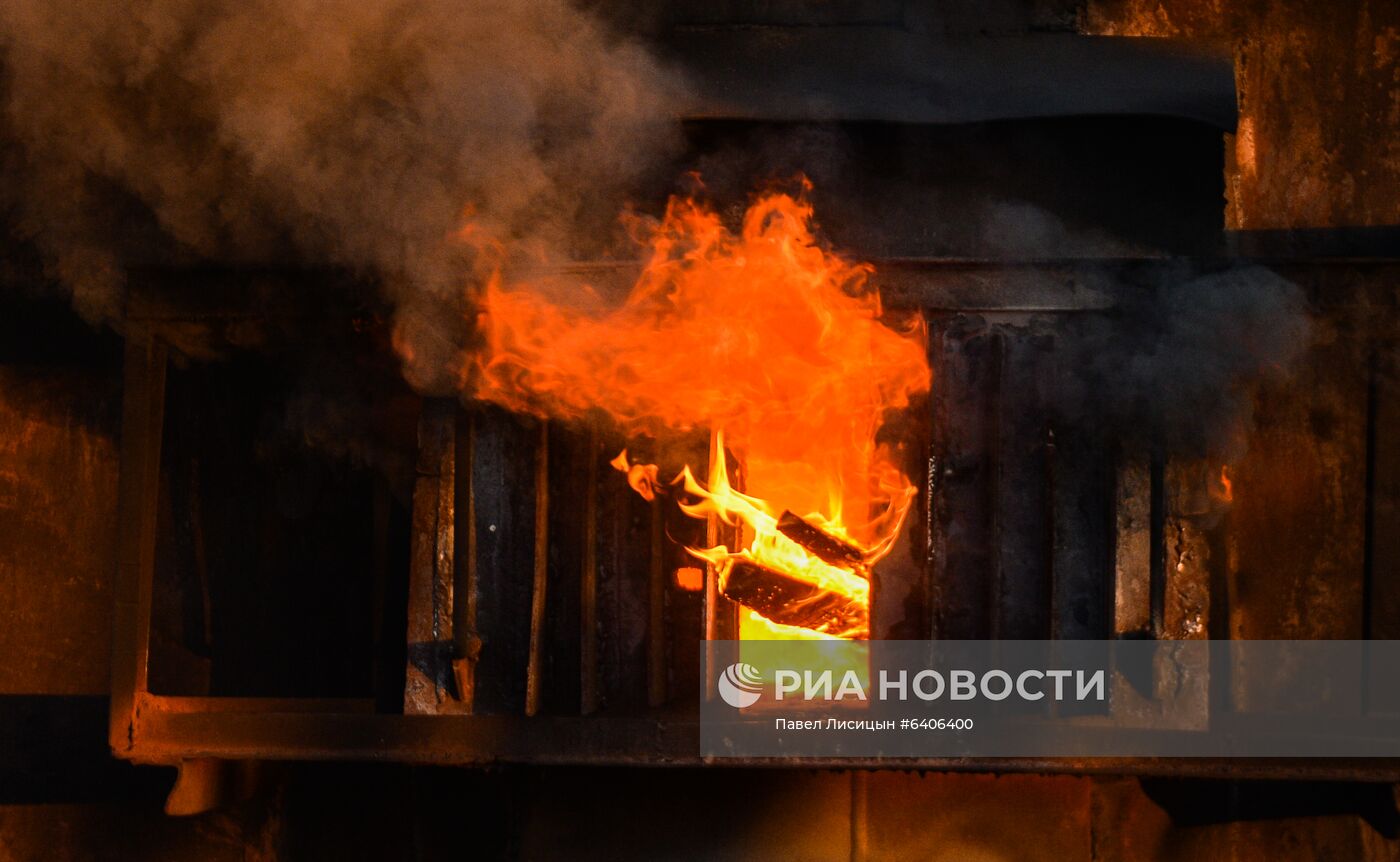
top-left (701, 640), bottom-right (1400, 758)
top-left (765, 666), bottom-right (1105, 703)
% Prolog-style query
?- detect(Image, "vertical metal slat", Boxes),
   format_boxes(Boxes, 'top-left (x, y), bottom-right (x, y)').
top-left (452, 409), bottom-right (481, 712)
top-left (525, 420), bottom-right (550, 716)
top-left (580, 428), bottom-right (600, 715)
top-left (647, 498), bottom-right (667, 707)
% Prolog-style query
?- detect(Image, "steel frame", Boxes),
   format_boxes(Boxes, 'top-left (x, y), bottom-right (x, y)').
top-left (108, 262), bottom-right (1400, 779)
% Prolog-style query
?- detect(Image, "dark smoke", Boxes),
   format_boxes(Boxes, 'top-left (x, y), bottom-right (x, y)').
top-left (1042, 262), bottom-right (1310, 459)
top-left (0, 0), bottom-right (685, 367)
top-left (683, 124), bottom-right (1311, 459)
top-left (0, 6), bottom-right (1311, 473)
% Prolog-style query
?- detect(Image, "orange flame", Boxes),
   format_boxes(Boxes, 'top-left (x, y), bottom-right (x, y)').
top-left (1214, 464), bottom-right (1234, 504)
top-left (676, 432), bottom-right (875, 638)
top-left (465, 184), bottom-right (930, 638)
top-left (609, 449), bottom-right (660, 501)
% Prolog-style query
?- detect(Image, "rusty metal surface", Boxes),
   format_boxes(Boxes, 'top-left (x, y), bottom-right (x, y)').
top-left (403, 400), bottom-right (456, 715)
top-left (1230, 325), bottom-right (1369, 640)
top-left (163, 758), bottom-right (263, 817)
top-left (451, 409), bottom-right (481, 711)
top-left (1162, 460), bottom-right (1214, 640)
top-left (1114, 455), bottom-right (1154, 635)
top-left (0, 367), bottom-right (120, 696)
top-left (1084, 0), bottom-right (1400, 232)
top-left (110, 335), bottom-right (166, 755)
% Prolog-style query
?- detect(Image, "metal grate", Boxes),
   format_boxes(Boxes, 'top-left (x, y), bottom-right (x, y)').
top-left (107, 258), bottom-right (1400, 777)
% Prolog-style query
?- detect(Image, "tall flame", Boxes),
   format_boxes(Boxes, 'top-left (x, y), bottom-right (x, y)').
top-left (673, 432), bottom-right (876, 638)
top-left (464, 183), bottom-right (930, 638)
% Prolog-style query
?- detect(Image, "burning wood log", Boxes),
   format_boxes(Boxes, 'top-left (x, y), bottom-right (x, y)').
top-left (719, 559), bottom-right (868, 637)
top-left (776, 510), bottom-right (868, 573)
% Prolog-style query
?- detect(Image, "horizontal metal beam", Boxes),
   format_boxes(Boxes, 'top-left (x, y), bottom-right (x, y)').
top-left (121, 259), bottom-right (1400, 328)
top-left (666, 31), bottom-right (1238, 129)
top-left (124, 707), bottom-right (1400, 781)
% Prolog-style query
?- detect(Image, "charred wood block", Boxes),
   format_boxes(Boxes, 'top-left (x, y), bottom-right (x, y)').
top-left (720, 559), bottom-right (867, 637)
top-left (776, 510), bottom-right (868, 573)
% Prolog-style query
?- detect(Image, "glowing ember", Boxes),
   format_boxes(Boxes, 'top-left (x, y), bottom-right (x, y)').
top-left (463, 183), bottom-right (929, 639)
top-left (674, 567), bottom-right (704, 591)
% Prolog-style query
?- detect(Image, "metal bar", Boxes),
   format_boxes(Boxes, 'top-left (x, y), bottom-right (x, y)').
top-left (930, 316), bottom-right (998, 638)
top-left (434, 409), bottom-right (456, 656)
top-left (647, 498), bottom-right (667, 708)
top-left (1050, 430), bottom-right (1113, 641)
top-left (122, 261), bottom-right (1400, 327)
top-left (1365, 338), bottom-right (1400, 711)
top-left (704, 427), bottom-right (724, 643)
top-left (403, 401), bottom-right (455, 714)
top-left (988, 330), bottom-right (1005, 641)
top-left (850, 771), bottom-right (869, 862)
top-left (110, 333), bottom-right (167, 755)
top-left (697, 427), bottom-right (742, 650)
top-left (925, 318), bottom-right (948, 639)
top-left (580, 428), bottom-right (600, 715)
top-left (370, 476), bottom-right (391, 707)
top-left (1112, 452), bottom-right (1153, 636)
top-left (470, 407), bottom-right (535, 713)
top-left (189, 457), bottom-right (213, 652)
top-left (1162, 460), bottom-right (1212, 640)
top-left (667, 31), bottom-right (1237, 128)
top-left (453, 409), bottom-right (481, 712)
top-left (525, 420), bottom-right (550, 716)
top-left (403, 463), bottom-right (441, 713)
top-left (122, 710), bottom-right (1400, 780)
top-left (1148, 449), bottom-right (1167, 637)
top-left (138, 695), bottom-right (375, 714)
top-left (1206, 502), bottom-right (1233, 642)
top-left (1367, 345), bottom-right (1400, 640)
top-left (991, 327), bottom-right (1053, 640)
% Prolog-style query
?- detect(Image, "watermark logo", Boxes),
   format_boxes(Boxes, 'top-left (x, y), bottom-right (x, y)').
top-left (717, 662), bottom-right (763, 708)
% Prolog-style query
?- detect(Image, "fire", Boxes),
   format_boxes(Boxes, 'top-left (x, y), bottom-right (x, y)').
top-left (669, 433), bottom-right (876, 638)
top-left (463, 183), bottom-right (929, 639)
top-left (1214, 464), bottom-right (1234, 504)
top-left (609, 449), bottom-right (660, 500)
